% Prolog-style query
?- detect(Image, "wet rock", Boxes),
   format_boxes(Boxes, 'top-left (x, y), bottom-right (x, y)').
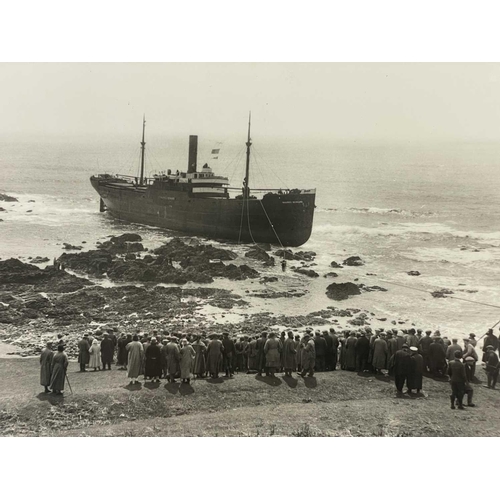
top-left (259, 276), bottom-right (278, 283)
top-left (330, 261), bottom-right (343, 268)
top-left (97, 234), bottom-right (144, 254)
top-left (0, 207), bottom-right (5, 212)
top-left (293, 268), bottom-right (319, 278)
top-left (326, 282), bottom-right (362, 300)
top-left (342, 256), bottom-right (364, 266)
top-left (431, 289), bottom-right (454, 298)
top-left (63, 243), bottom-right (83, 251)
top-left (0, 193), bottom-right (18, 202)
top-left (250, 290), bottom-right (307, 299)
top-left (275, 249), bottom-right (316, 262)
top-left (323, 272), bottom-right (338, 278)
top-left (245, 246), bottom-right (275, 265)
top-left (360, 284), bottom-right (388, 293)
top-left (59, 250), bottom-right (114, 276)
top-left (407, 271), bottom-right (421, 276)
top-left (31, 256), bottom-right (50, 264)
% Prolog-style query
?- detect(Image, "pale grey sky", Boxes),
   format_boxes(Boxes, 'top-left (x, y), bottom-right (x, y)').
top-left (1, 63), bottom-right (500, 142)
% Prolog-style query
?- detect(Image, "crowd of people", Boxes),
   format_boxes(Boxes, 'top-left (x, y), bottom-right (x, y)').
top-left (39, 325), bottom-right (500, 409)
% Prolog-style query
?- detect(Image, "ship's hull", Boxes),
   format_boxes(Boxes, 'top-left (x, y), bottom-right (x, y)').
top-left (91, 179), bottom-right (315, 247)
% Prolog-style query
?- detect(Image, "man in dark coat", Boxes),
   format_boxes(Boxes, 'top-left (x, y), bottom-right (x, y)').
top-left (344, 332), bottom-right (357, 371)
top-left (144, 337), bottom-right (162, 382)
top-left (78, 334), bottom-right (90, 372)
top-left (484, 345), bottom-right (499, 389)
top-left (428, 338), bottom-right (447, 377)
top-left (314, 331), bottom-right (327, 372)
top-left (418, 330), bottom-right (433, 373)
top-left (234, 337), bottom-right (246, 373)
top-left (322, 331), bottom-right (334, 371)
top-left (447, 351), bottom-right (467, 409)
top-left (222, 332), bottom-right (236, 378)
top-left (391, 344), bottom-right (412, 395)
top-left (482, 329), bottom-right (499, 362)
top-left (329, 328), bottom-right (339, 370)
top-left (40, 342), bottom-right (54, 393)
top-left (100, 332), bottom-right (115, 370)
top-left (116, 334), bottom-right (128, 369)
top-left (256, 332), bottom-right (268, 376)
top-left (407, 346), bottom-right (423, 395)
top-left (355, 332), bottom-right (370, 373)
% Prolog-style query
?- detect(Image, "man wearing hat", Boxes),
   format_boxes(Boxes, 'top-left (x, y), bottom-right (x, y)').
top-left (329, 328), bottom-right (339, 370)
top-left (468, 333), bottom-right (477, 347)
top-left (40, 342), bottom-right (54, 393)
top-left (314, 331), bottom-right (327, 372)
top-left (463, 338), bottom-right (478, 382)
top-left (418, 330), bottom-right (433, 373)
top-left (482, 329), bottom-right (499, 362)
top-left (407, 346), bottom-right (423, 395)
top-left (390, 344), bottom-right (412, 395)
top-left (484, 345), bottom-right (499, 389)
top-left (256, 332), bottom-right (268, 376)
top-left (428, 336), bottom-right (447, 377)
top-left (299, 333), bottom-right (316, 377)
top-left (447, 351), bottom-right (467, 409)
top-left (100, 332), bottom-right (115, 370)
top-left (404, 328), bottom-right (418, 348)
top-left (222, 332), bottom-right (236, 378)
top-left (78, 333), bottom-right (91, 372)
top-left (355, 331), bottom-right (370, 373)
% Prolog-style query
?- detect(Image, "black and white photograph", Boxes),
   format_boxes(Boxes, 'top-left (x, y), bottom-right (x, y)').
top-left (1, 3), bottom-right (499, 453)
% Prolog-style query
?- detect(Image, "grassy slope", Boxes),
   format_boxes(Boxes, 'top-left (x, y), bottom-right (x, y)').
top-left (0, 358), bottom-right (499, 436)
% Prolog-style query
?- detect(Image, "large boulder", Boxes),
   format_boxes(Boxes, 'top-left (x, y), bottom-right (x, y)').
top-left (326, 282), bottom-right (362, 300)
top-left (342, 256), bottom-right (364, 266)
top-left (293, 268), bottom-right (319, 278)
top-left (97, 233), bottom-right (144, 254)
top-left (0, 193), bottom-right (18, 202)
top-left (330, 261), bottom-right (343, 268)
top-left (245, 246), bottom-right (275, 265)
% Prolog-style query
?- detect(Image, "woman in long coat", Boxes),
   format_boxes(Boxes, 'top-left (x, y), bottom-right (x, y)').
top-left (283, 332), bottom-right (297, 376)
top-left (264, 332), bottom-right (281, 376)
top-left (144, 337), bottom-right (162, 382)
top-left (300, 335), bottom-right (316, 377)
top-left (117, 334), bottom-right (128, 369)
top-left (372, 336), bottom-right (388, 372)
top-left (89, 339), bottom-right (101, 371)
top-left (126, 335), bottom-right (144, 384)
top-left (345, 333), bottom-right (357, 371)
top-left (40, 342), bottom-right (54, 393)
top-left (206, 335), bottom-right (224, 378)
top-left (49, 345), bottom-right (69, 395)
top-left (192, 335), bottom-right (207, 378)
top-left (180, 339), bottom-right (196, 383)
top-left (246, 336), bottom-right (259, 373)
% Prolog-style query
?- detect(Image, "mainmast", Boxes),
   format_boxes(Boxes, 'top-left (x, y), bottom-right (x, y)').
top-left (139, 115), bottom-right (146, 185)
top-left (243, 112), bottom-right (252, 199)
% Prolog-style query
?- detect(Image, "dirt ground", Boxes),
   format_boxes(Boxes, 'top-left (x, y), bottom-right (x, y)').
top-left (0, 357), bottom-right (499, 437)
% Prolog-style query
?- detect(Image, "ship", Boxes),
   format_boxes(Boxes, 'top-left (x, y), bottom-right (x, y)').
top-left (90, 116), bottom-right (316, 247)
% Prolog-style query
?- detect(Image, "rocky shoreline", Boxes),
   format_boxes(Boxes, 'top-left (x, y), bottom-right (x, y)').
top-left (0, 232), bottom-right (415, 358)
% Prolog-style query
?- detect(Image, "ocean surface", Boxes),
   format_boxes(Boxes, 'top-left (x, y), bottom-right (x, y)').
top-left (2, 134), bottom-right (500, 338)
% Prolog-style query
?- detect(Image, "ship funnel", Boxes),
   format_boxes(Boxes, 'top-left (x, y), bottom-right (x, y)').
top-left (188, 135), bottom-right (198, 173)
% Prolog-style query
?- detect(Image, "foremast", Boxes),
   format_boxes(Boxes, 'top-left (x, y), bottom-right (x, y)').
top-left (139, 115), bottom-right (146, 185)
top-left (243, 112), bottom-right (252, 199)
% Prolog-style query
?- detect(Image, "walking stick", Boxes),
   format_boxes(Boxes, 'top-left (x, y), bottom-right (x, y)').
top-left (65, 371), bottom-right (73, 395)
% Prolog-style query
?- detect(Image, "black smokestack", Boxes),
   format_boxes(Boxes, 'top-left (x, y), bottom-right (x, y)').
top-left (188, 135), bottom-right (198, 173)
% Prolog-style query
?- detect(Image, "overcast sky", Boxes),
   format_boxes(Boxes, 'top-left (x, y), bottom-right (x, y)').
top-left (1, 63), bottom-right (500, 142)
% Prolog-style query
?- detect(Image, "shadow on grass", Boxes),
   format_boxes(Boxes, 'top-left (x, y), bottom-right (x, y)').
top-left (179, 383), bottom-right (195, 396)
top-left (165, 382), bottom-right (180, 394)
top-left (256, 375), bottom-right (282, 387)
top-left (124, 382), bottom-right (142, 392)
top-left (432, 375), bottom-right (450, 383)
top-left (356, 371), bottom-right (372, 378)
top-left (144, 381), bottom-right (161, 390)
top-left (282, 375), bottom-right (298, 388)
top-left (375, 373), bottom-right (391, 383)
top-left (36, 392), bottom-right (65, 405)
top-left (303, 377), bottom-right (317, 389)
top-left (206, 378), bottom-right (225, 384)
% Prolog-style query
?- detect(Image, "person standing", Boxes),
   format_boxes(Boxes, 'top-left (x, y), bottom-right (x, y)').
top-left (418, 330), bottom-right (433, 373)
top-left (329, 328), bottom-right (339, 370)
top-left (313, 331), bottom-right (327, 372)
top-left (256, 332), bottom-right (268, 376)
top-left (160, 339), bottom-right (169, 379)
top-left (428, 337), bottom-right (447, 377)
top-left (482, 329), bottom-right (499, 362)
top-left (180, 339), bottom-right (196, 384)
top-left (192, 334), bottom-right (207, 378)
top-left (165, 337), bottom-right (181, 383)
top-left (283, 331), bottom-right (297, 377)
top-left (100, 332), bottom-right (114, 370)
top-left (221, 332), bottom-right (236, 378)
top-left (446, 339), bottom-right (463, 362)
top-left (264, 332), bottom-right (281, 377)
top-left (144, 337), bottom-right (162, 383)
top-left (89, 339), bottom-right (101, 371)
top-left (386, 333), bottom-right (398, 375)
top-left (234, 336), bottom-right (245, 373)
top-left (322, 331), bottom-right (333, 371)
top-left (462, 338), bottom-right (478, 382)
top-left (391, 344), bottom-right (412, 396)
top-left (372, 335), bottom-right (388, 373)
top-left (447, 351), bottom-right (467, 409)
top-left (40, 342), bottom-right (54, 393)
top-left (77, 334), bottom-right (90, 372)
top-left (295, 335), bottom-right (302, 373)
top-left (206, 334), bottom-right (223, 379)
top-left (116, 334), bottom-right (128, 370)
top-left (405, 328), bottom-right (418, 348)
top-left (300, 333), bottom-right (316, 377)
top-left (468, 333), bottom-right (477, 347)
top-left (407, 346), bottom-right (423, 395)
top-left (126, 335), bottom-right (144, 384)
top-left (345, 332), bottom-right (357, 371)
top-left (49, 345), bottom-right (69, 395)
top-left (484, 345), bottom-right (499, 389)
top-left (246, 335), bottom-right (259, 374)
top-left (354, 332), bottom-right (370, 373)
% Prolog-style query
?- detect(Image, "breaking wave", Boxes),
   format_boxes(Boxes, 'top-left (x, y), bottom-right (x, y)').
top-left (315, 206), bottom-right (437, 218)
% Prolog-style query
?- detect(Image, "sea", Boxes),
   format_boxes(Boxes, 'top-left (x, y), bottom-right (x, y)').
top-left (2, 134), bottom-right (500, 339)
